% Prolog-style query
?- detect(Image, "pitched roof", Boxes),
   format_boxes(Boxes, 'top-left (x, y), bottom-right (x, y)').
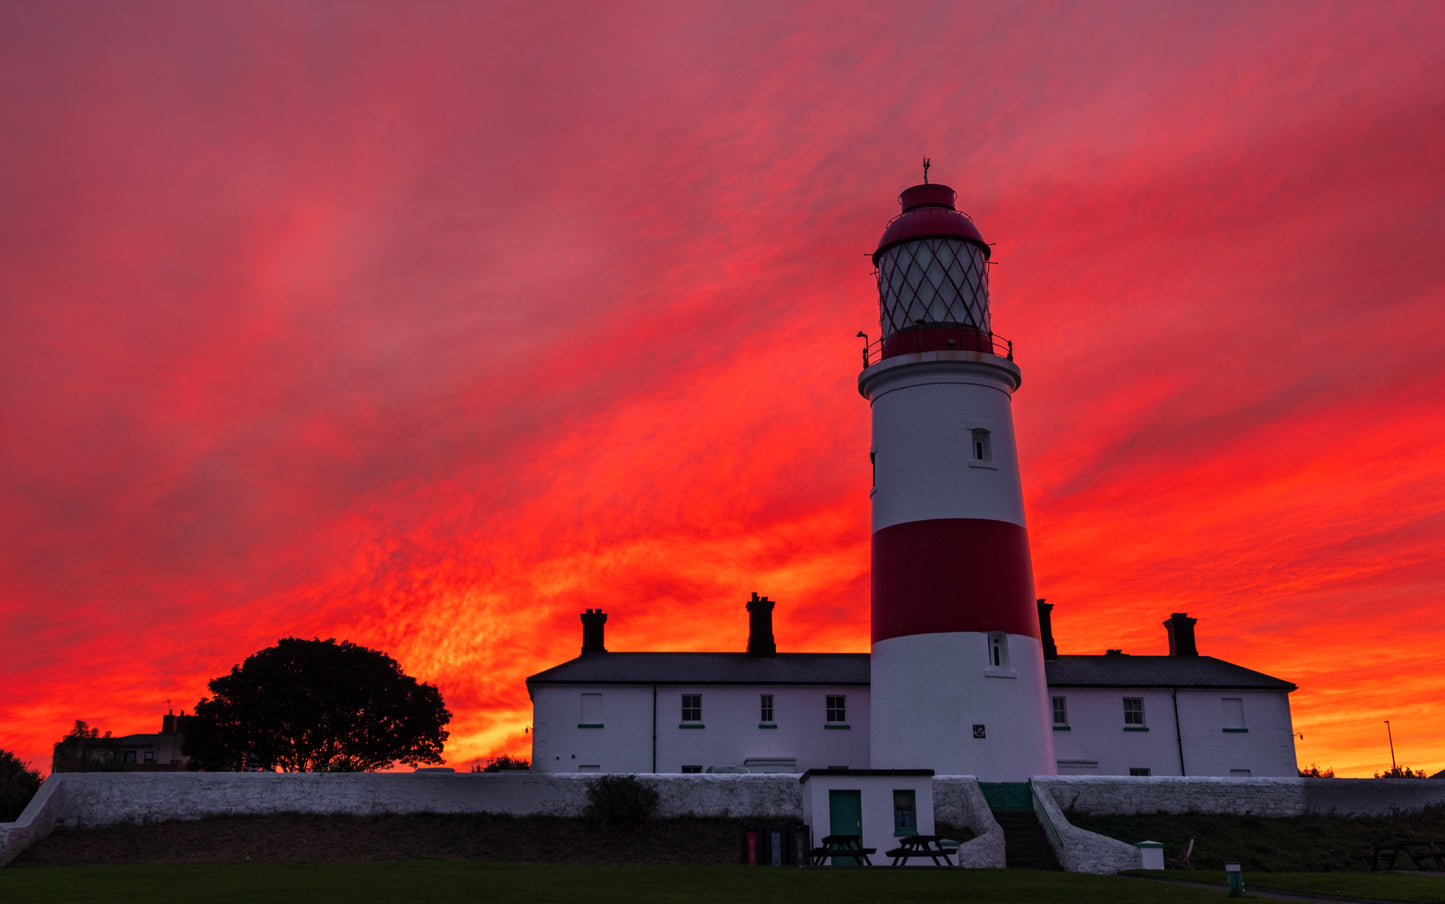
top-left (1044, 654), bottom-right (1296, 691)
top-left (526, 652), bottom-right (871, 688)
top-left (527, 651), bottom-right (1295, 692)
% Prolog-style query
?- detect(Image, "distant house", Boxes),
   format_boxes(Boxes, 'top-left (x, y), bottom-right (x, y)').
top-left (52, 713), bottom-right (192, 773)
top-left (526, 599), bottom-right (1297, 777)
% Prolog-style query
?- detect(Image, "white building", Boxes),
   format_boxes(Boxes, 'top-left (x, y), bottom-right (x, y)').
top-left (526, 598), bottom-right (1297, 777)
top-left (528, 601), bottom-right (869, 775)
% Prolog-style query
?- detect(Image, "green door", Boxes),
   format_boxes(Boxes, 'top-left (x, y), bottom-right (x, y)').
top-left (828, 789), bottom-right (863, 865)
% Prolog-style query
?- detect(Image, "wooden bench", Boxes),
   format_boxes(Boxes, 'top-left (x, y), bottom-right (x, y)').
top-left (1410, 841), bottom-right (1445, 870)
top-left (810, 834), bottom-right (876, 866)
top-left (1358, 841), bottom-right (1445, 871)
top-left (884, 834), bottom-right (957, 867)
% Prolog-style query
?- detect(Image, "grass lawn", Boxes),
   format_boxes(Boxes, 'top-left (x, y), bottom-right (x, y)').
top-left (0, 863), bottom-right (1243, 904)
top-left (1135, 870), bottom-right (1445, 904)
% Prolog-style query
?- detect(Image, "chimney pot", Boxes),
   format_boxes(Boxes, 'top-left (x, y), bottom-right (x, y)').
top-left (1164, 612), bottom-right (1198, 657)
top-left (580, 609), bottom-right (608, 655)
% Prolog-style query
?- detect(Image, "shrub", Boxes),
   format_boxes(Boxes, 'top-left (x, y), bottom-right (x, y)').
top-left (475, 755), bottom-right (530, 773)
top-left (584, 774), bottom-right (660, 826)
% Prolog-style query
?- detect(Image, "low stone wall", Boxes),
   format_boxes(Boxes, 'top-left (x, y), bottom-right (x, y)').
top-left (0, 776), bottom-right (66, 869)
top-left (1029, 776), bottom-right (1445, 875)
top-left (934, 776), bottom-right (1005, 868)
top-left (1033, 776), bottom-right (1445, 819)
top-left (0, 772), bottom-right (803, 867)
top-left (11, 773), bottom-right (1440, 870)
top-left (1030, 779), bottom-right (1140, 874)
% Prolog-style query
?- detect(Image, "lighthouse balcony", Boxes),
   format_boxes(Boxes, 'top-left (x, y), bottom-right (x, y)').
top-left (862, 325), bottom-right (1013, 368)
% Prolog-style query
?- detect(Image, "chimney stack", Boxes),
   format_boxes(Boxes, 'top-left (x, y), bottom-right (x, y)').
top-left (747, 593), bottom-right (776, 657)
top-left (580, 609), bottom-right (608, 655)
top-left (1164, 612), bottom-right (1198, 657)
top-left (1037, 598), bottom-right (1058, 660)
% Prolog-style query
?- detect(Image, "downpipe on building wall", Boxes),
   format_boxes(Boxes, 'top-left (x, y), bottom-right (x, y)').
top-left (1173, 688), bottom-right (1186, 776)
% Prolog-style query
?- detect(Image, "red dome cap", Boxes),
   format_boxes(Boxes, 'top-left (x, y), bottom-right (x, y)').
top-left (873, 183), bottom-right (990, 265)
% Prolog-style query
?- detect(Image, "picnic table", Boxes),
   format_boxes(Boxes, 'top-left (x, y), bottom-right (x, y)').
top-left (810, 834), bottom-right (876, 866)
top-left (884, 834), bottom-right (957, 867)
top-left (1357, 841), bottom-right (1445, 871)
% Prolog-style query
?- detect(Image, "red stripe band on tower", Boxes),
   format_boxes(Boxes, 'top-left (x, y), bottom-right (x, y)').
top-left (871, 518), bottom-right (1039, 644)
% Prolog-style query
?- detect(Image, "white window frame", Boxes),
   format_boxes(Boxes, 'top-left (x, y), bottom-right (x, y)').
top-left (1124, 697), bottom-right (1146, 727)
top-left (681, 694), bottom-right (702, 723)
top-left (987, 632), bottom-right (1009, 670)
top-left (966, 420), bottom-right (998, 469)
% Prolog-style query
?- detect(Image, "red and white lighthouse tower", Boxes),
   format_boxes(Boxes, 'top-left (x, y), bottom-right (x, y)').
top-left (860, 173), bottom-right (1055, 780)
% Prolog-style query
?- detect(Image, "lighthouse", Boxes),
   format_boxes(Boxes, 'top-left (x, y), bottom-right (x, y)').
top-left (859, 171), bottom-right (1055, 780)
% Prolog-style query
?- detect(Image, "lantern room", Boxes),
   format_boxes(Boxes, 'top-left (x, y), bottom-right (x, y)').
top-left (871, 182), bottom-right (1007, 361)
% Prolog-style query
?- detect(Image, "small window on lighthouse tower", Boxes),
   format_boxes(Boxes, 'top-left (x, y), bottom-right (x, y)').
top-left (987, 633), bottom-right (1009, 669)
top-left (969, 428), bottom-right (994, 467)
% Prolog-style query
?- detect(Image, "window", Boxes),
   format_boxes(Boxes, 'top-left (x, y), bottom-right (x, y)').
top-left (760, 694), bottom-right (774, 723)
top-left (826, 695), bottom-right (847, 723)
top-left (579, 692), bottom-right (602, 727)
top-left (1129, 767), bottom-right (1152, 776)
top-left (122, 751), bottom-right (137, 764)
top-left (681, 765), bottom-right (703, 774)
top-left (1051, 696), bottom-right (1069, 728)
top-left (681, 694), bottom-right (702, 723)
top-left (143, 751), bottom-right (154, 763)
top-left (1124, 697), bottom-right (1146, 727)
top-left (971, 428), bottom-right (992, 463)
top-left (893, 790), bottom-right (918, 836)
top-left (1222, 697), bottom-right (1247, 732)
top-left (579, 764), bottom-right (600, 773)
top-left (987, 633), bottom-right (1008, 669)
top-left (1230, 769), bottom-right (1251, 777)
top-left (967, 422), bottom-right (998, 469)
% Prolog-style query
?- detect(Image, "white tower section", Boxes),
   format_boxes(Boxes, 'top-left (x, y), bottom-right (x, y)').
top-left (859, 180), bottom-right (1055, 781)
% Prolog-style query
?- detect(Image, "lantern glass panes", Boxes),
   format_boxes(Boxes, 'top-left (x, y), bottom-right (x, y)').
top-left (876, 238), bottom-right (990, 338)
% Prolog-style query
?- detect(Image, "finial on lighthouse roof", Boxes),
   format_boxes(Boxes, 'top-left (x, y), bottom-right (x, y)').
top-left (922, 156), bottom-right (931, 184)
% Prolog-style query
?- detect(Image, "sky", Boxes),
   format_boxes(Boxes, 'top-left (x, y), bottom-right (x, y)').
top-left (2, 1), bottom-right (1443, 780)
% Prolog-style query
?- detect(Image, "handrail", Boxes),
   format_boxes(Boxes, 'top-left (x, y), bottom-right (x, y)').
top-left (859, 327), bottom-right (1013, 368)
top-left (1029, 780), bottom-right (1066, 863)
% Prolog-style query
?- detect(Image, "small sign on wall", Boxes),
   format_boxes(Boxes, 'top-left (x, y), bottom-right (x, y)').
top-left (973, 724), bottom-right (986, 739)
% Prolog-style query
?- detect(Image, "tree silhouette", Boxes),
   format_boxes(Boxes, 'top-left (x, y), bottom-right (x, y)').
top-left (184, 637), bottom-right (451, 772)
top-left (1, 749), bottom-right (43, 821)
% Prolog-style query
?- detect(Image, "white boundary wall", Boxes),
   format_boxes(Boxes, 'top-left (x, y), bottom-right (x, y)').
top-left (1031, 776), bottom-right (1445, 874)
top-left (0, 772), bottom-right (802, 867)
top-left (1, 772), bottom-right (1007, 868)
top-left (8, 773), bottom-right (1443, 869)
